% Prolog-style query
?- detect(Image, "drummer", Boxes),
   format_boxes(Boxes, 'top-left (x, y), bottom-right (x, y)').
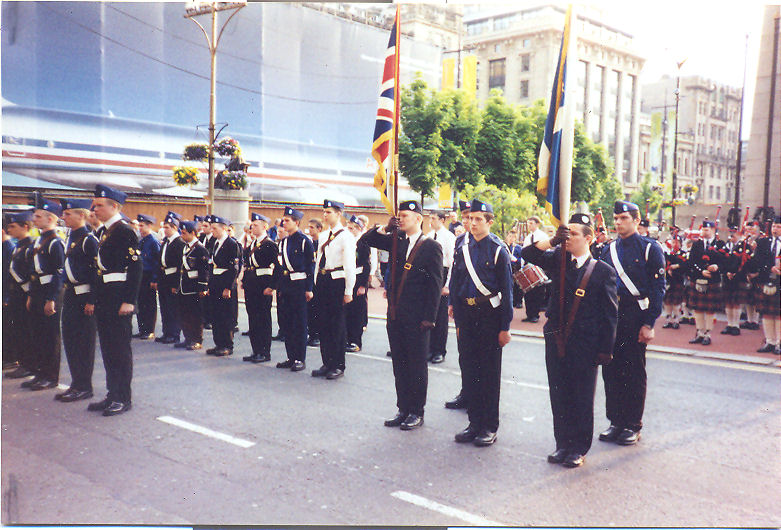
top-left (521, 216), bottom-right (549, 323)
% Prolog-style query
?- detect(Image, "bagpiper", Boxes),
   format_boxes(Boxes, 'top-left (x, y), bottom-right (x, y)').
top-left (685, 220), bottom-right (726, 346)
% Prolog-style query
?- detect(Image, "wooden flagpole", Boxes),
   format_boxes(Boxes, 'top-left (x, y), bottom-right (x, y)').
top-left (389, 4), bottom-right (401, 321)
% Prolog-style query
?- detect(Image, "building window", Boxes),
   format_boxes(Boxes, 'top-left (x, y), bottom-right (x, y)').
top-left (520, 54), bottom-right (530, 72)
top-left (716, 186), bottom-right (721, 200)
top-left (520, 79), bottom-right (529, 98)
top-left (709, 185), bottom-right (714, 199)
top-left (489, 58), bottom-right (506, 91)
top-left (523, 38), bottom-right (531, 48)
top-left (494, 43), bottom-right (501, 53)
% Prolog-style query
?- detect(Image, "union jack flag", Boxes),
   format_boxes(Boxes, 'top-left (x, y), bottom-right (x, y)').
top-left (371, 6), bottom-right (400, 215)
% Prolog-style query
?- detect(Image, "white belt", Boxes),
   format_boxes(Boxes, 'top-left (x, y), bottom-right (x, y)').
top-left (187, 270), bottom-right (198, 278)
top-left (164, 267), bottom-right (177, 275)
top-left (20, 282), bottom-right (30, 292)
top-left (255, 268), bottom-right (273, 276)
top-left (330, 270), bottom-right (346, 279)
top-left (74, 284), bottom-right (91, 295)
top-left (38, 274), bottom-right (53, 285)
top-left (289, 272), bottom-right (306, 281)
top-left (355, 266), bottom-right (363, 274)
top-left (212, 267), bottom-right (227, 275)
top-left (102, 272), bottom-right (127, 283)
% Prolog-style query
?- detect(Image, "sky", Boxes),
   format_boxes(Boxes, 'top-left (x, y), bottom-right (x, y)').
top-left (456, 0), bottom-right (770, 136)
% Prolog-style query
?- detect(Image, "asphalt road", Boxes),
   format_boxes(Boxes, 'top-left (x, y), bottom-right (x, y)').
top-left (2, 310), bottom-right (780, 527)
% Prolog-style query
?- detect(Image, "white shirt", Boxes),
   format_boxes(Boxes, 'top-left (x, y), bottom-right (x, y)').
top-left (161, 233), bottom-right (180, 266)
top-left (432, 226), bottom-right (456, 268)
top-left (405, 229), bottom-right (423, 260)
top-left (103, 212), bottom-right (122, 230)
top-left (315, 222), bottom-right (356, 295)
top-left (213, 233), bottom-right (229, 257)
top-left (523, 228), bottom-right (549, 247)
top-left (572, 252), bottom-right (590, 269)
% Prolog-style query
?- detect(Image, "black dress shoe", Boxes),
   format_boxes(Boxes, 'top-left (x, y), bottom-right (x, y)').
top-left (60, 389), bottom-right (93, 403)
top-left (400, 414), bottom-right (423, 430)
top-left (671, 322), bottom-right (679, 329)
top-left (253, 354), bottom-right (271, 363)
top-left (102, 401), bottom-right (132, 416)
top-left (307, 337), bottom-right (320, 347)
top-left (161, 336), bottom-right (177, 344)
top-left (757, 343), bottom-right (776, 353)
top-left (206, 347), bottom-right (219, 355)
top-left (139, 332), bottom-right (155, 340)
top-left (243, 354), bottom-right (254, 362)
top-left (598, 424), bottom-right (621, 442)
top-left (616, 428), bottom-right (641, 445)
top-left (271, 334), bottom-right (285, 342)
top-left (689, 335), bottom-right (704, 344)
top-left (454, 424), bottom-right (479, 443)
top-left (187, 343), bottom-right (202, 351)
top-left (345, 343), bottom-right (360, 352)
top-left (445, 393), bottom-right (467, 410)
top-left (523, 316), bottom-right (540, 323)
top-left (6, 367), bottom-right (33, 379)
top-left (87, 397), bottom-right (111, 411)
top-left (174, 341), bottom-right (188, 349)
top-left (562, 453), bottom-right (585, 468)
top-left (326, 368), bottom-right (344, 380)
top-left (739, 321), bottom-right (750, 329)
top-left (663, 322), bottom-right (675, 329)
top-left (276, 359), bottom-right (294, 369)
top-left (154, 336), bottom-right (167, 343)
top-left (21, 377), bottom-right (41, 388)
top-left (54, 387), bottom-right (74, 400)
top-left (547, 448), bottom-right (569, 463)
top-left (473, 430), bottom-right (497, 446)
top-left (701, 336), bottom-right (711, 346)
top-left (430, 354), bottom-right (445, 364)
top-left (384, 411), bottom-right (407, 427)
top-left (729, 327), bottom-right (740, 335)
top-left (291, 360), bottom-right (306, 372)
top-left (311, 366), bottom-right (329, 377)
top-left (720, 326), bottom-right (733, 334)
top-left (213, 348), bottom-right (233, 357)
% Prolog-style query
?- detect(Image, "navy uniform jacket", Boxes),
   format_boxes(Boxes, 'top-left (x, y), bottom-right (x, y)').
top-left (354, 239), bottom-right (371, 293)
top-left (179, 240), bottom-right (210, 295)
top-left (202, 233), bottom-right (216, 254)
top-left (2, 239), bottom-right (15, 304)
top-left (62, 226), bottom-right (99, 304)
top-left (523, 245), bottom-right (618, 360)
top-left (139, 233), bottom-right (161, 282)
top-left (95, 219), bottom-right (142, 305)
top-left (599, 232), bottom-right (665, 328)
top-left (449, 232), bottom-right (514, 331)
top-left (361, 228), bottom-right (443, 325)
top-left (273, 230), bottom-right (315, 292)
top-left (159, 235), bottom-right (186, 288)
top-left (29, 229), bottom-right (65, 301)
top-left (209, 235), bottom-right (241, 293)
top-left (686, 238), bottom-right (727, 285)
top-left (8, 237), bottom-right (33, 295)
top-left (242, 235), bottom-right (278, 292)
top-left (231, 236), bottom-right (244, 272)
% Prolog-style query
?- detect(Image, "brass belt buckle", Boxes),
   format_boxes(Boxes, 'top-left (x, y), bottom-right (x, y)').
top-left (466, 297), bottom-right (476, 306)
top-left (403, 263), bottom-right (412, 270)
top-left (283, 270), bottom-right (289, 276)
top-left (575, 288), bottom-right (585, 297)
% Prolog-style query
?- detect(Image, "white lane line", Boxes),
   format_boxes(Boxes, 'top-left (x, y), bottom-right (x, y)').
top-left (348, 351), bottom-right (549, 390)
top-left (391, 490), bottom-right (505, 526)
top-left (156, 415), bottom-right (255, 448)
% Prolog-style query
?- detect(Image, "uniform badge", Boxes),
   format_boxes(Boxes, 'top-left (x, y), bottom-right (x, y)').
top-left (70, 243), bottom-right (76, 249)
top-left (132, 255), bottom-right (138, 261)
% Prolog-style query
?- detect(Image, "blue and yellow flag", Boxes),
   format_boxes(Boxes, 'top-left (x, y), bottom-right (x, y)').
top-left (537, 6), bottom-right (576, 228)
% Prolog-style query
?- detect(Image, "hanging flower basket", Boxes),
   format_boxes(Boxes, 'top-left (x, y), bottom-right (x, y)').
top-left (216, 169), bottom-right (247, 191)
top-left (182, 143), bottom-right (209, 161)
top-left (682, 184), bottom-right (699, 194)
top-left (173, 166), bottom-right (200, 186)
top-left (661, 201), bottom-right (673, 208)
top-left (672, 198), bottom-right (686, 206)
top-left (214, 137), bottom-right (241, 157)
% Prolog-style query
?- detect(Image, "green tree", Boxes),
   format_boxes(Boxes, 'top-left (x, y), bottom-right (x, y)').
top-left (475, 90), bottom-right (524, 189)
top-left (461, 179), bottom-right (545, 236)
top-left (630, 173), bottom-right (664, 219)
top-left (438, 89), bottom-right (481, 191)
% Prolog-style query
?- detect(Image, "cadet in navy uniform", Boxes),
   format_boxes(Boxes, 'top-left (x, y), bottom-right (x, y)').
top-left (428, 210), bottom-right (456, 364)
top-left (345, 215), bottom-right (370, 352)
top-left (445, 200), bottom-right (472, 410)
top-left (685, 220), bottom-right (726, 346)
top-left (56, 198), bottom-right (99, 402)
top-left (88, 185), bottom-right (142, 416)
top-left (154, 212), bottom-right (185, 345)
top-left (199, 215), bottom-right (215, 329)
top-left (522, 213), bottom-right (618, 468)
top-left (271, 207), bottom-right (314, 371)
top-left (25, 196), bottom-right (66, 391)
top-left (361, 200), bottom-right (443, 430)
top-left (134, 214), bottom-right (160, 340)
top-left (311, 199), bottom-right (355, 380)
top-left (206, 216), bottom-right (241, 356)
top-left (598, 200), bottom-right (665, 445)
top-left (177, 221), bottom-right (210, 350)
top-left (2, 227), bottom-right (16, 370)
top-left (449, 199), bottom-right (513, 446)
top-left (4, 211), bottom-right (36, 380)
top-left (241, 213), bottom-right (278, 363)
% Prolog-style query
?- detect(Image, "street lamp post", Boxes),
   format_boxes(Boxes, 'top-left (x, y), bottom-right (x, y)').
top-left (671, 59), bottom-right (686, 227)
top-left (184, 1), bottom-right (245, 214)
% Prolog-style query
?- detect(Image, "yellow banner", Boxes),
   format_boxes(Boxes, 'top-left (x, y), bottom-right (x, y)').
top-left (462, 55), bottom-right (477, 97)
top-left (438, 183), bottom-right (453, 208)
top-left (442, 57), bottom-right (456, 90)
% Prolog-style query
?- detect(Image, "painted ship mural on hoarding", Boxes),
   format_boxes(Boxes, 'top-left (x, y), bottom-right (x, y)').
top-left (1, 2), bottom-right (440, 206)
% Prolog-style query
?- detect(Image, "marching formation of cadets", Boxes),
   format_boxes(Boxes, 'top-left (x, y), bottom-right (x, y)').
top-left (3, 185), bottom-right (780, 469)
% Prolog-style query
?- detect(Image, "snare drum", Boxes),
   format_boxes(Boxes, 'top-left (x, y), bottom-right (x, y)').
top-left (513, 264), bottom-right (548, 293)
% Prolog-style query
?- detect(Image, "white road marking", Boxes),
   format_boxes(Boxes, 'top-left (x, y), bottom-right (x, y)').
top-left (156, 415), bottom-right (255, 448)
top-left (391, 490), bottom-right (505, 526)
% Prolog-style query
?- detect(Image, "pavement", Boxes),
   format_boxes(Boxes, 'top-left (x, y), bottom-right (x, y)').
top-left (2, 298), bottom-right (780, 526)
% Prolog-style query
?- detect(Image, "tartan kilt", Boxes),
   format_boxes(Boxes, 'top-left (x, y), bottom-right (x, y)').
top-left (686, 283), bottom-right (723, 313)
top-left (722, 282), bottom-right (754, 306)
top-left (755, 287), bottom-right (781, 316)
top-left (663, 282), bottom-right (686, 305)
